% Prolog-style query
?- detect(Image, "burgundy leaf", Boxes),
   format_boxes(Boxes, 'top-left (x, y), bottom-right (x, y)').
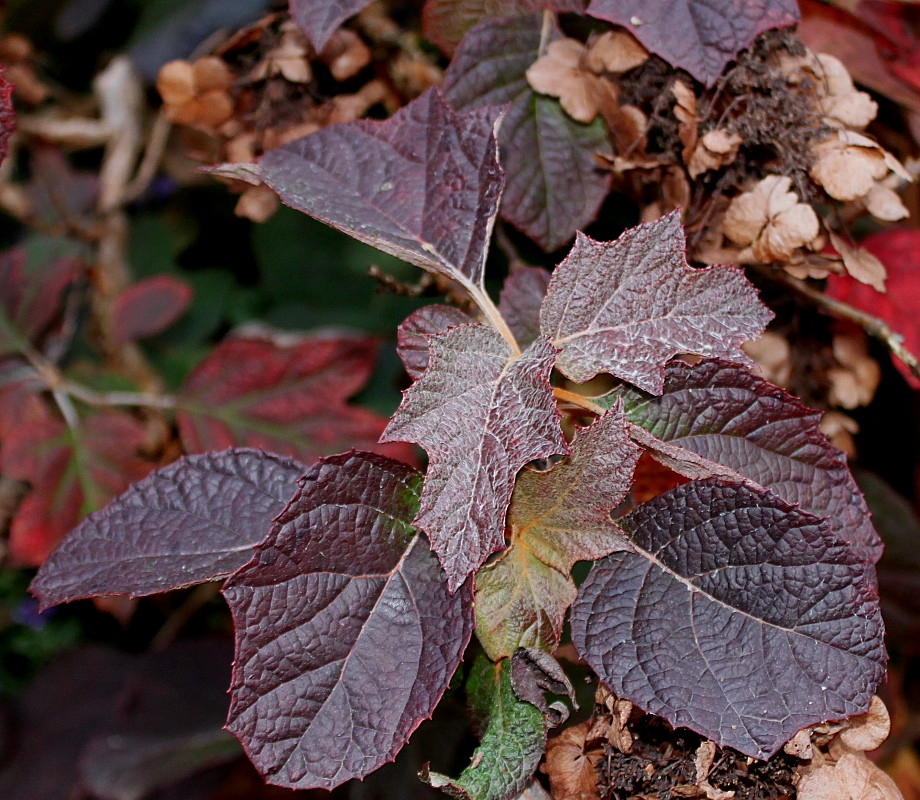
top-left (540, 211), bottom-right (772, 393)
top-left (397, 304), bottom-right (474, 380)
top-left (28, 145), bottom-right (99, 227)
top-left (382, 324), bottom-right (567, 589)
top-left (616, 358), bottom-right (882, 563)
top-left (0, 67), bottom-right (13, 166)
top-left (498, 267), bottom-right (551, 348)
top-left (423, 0), bottom-right (586, 55)
top-left (571, 480), bottom-right (886, 759)
top-left (0, 247), bottom-right (81, 358)
top-left (586, 0), bottom-right (800, 85)
top-left (111, 275), bottom-right (193, 345)
top-left (289, 0), bottom-right (374, 52)
top-left (222, 452), bottom-right (473, 790)
top-left (30, 449), bottom-right (302, 609)
top-left (443, 15), bottom-right (610, 251)
top-left (176, 328), bottom-right (414, 465)
top-left (0, 383), bottom-right (154, 566)
top-left (260, 88), bottom-right (504, 293)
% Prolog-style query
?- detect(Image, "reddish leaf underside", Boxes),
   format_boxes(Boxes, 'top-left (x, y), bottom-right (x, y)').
top-left (571, 480), bottom-right (886, 759)
top-left (111, 275), bottom-right (193, 345)
top-left (396, 304), bottom-right (474, 380)
top-left (540, 211), bottom-right (772, 394)
top-left (825, 228), bottom-right (920, 389)
top-left (259, 88), bottom-right (504, 292)
top-left (586, 0), bottom-right (800, 85)
top-left (30, 449), bottom-right (302, 608)
top-left (176, 329), bottom-right (413, 465)
top-left (616, 358), bottom-right (882, 563)
top-left (382, 324), bottom-right (567, 590)
top-left (0, 67), bottom-right (13, 166)
top-left (498, 267), bottom-right (552, 349)
top-left (288, 0), bottom-right (374, 52)
top-left (443, 14), bottom-right (611, 251)
top-left (222, 452), bottom-right (473, 790)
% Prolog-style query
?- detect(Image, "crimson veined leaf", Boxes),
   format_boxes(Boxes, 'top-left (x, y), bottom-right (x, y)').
top-left (382, 323), bottom-right (567, 590)
top-left (610, 358), bottom-right (882, 563)
top-left (422, 0), bottom-right (586, 55)
top-left (223, 451), bottom-right (472, 790)
top-left (111, 275), bottom-right (193, 345)
top-left (571, 479), bottom-right (886, 759)
top-left (176, 327), bottom-right (413, 465)
top-left (259, 88), bottom-right (504, 295)
top-left (443, 14), bottom-right (610, 251)
top-left (586, 0), bottom-right (799, 85)
top-left (397, 304), bottom-right (474, 380)
top-left (30, 449), bottom-right (302, 609)
top-left (498, 267), bottom-right (551, 349)
top-left (422, 653), bottom-right (545, 800)
top-left (288, 0), bottom-right (374, 52)
top-left (475, 406), bottom-right (640, 659)
top-left (540, 211), bottom-right (772, 393)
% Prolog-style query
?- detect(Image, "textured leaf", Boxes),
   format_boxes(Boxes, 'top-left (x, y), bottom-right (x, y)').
top-left (826, 229), bottom-right (920, 389)
top-left (423, 654), bottom-right (545, 800)
top-left (0, 247), bottom-right (81, 358)
top-left (176, 328), bottom-right (413, 465)
top-left (571, 479), bottom-right (886, 759)
top-left (475, 407), bottom-right (640, 659)
top-left (423, 0), bottom-right (586, 55)
top-left (397, 304), bottom-right (474, 380)
top-left (499, 267), bottom-right (551, 349)
top-left (0, 383), bottom-right (154, 566)
top-left (382, 324), bottom-right (567, 590)
top-left (586, 0), bottom-right (800, 85)
top-left (260, 88), bottom-right (504, 292)
top-left (443, 15), bottom-right (610, 251)
top-left (111, 274), bottom-right (193, 345)
top-left (222, 452), bottom-right (473, 790)
top-left (613, 358), bottom-right (882, 563)
top-left (30, 449), bottom-right (302, 609)
top-left (540, 211), bottom-right (772, 393)
top-left (289, 0), bottom-right (374, 52)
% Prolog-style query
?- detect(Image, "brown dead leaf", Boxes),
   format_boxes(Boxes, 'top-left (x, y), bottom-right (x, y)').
top-left (584, 30), bottom-right (648, 73)
top-left (798, 753), bottom-right (903, 800)
top-left (820, 411), bottom-right (859, 457)
top-left (828, 331), bottom-right (881, 409)
top-left (743, 331), bottom-right (792, 387)
top-left (235, 184), bottom-right (279, 222)
top-left (319, 29), bottom-right (372, 82)
top-left (865, 185), bottom-right (909, 222)
top-left (527, 38), bottom-right (611, 124)
top-left (839, 696), bottom-right (891, 753)
top-left (810, 131), bottom-right (908, 202)
top-left (542, 722), bottom-right (603, 800)
top-left (813, 53), bottom-right (877, 129)
top-left (157, 60), bottom-right (196, 106)
top-left (784, 728), bottom-right (815, 760)
top-left (830, 232), bottom-right (887, 291)
top-left (672, 79), bottom-right (698, 160)
top-left (687, 129), bottom-right (742, 178)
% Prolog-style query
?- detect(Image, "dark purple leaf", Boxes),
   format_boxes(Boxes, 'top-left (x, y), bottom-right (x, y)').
top-left (422, 0), bottom-right (586, 55)
top-left (382, 324), bottom-right (567, 590)
top-left (176, 327), bottom-right (415, 465)
top-left (540, 211), bottom-right (772, 393)
top-left (571, 479), bottom-right (886, 759)
top-left (443, 15), bottom-right (610, 251)
top-left (586, 0), bottom-right (799, 85)
top-left (289, 0), bottom-right (373, 52)
top-left (259, 88), bottom-right (504, 293)
top-left (222, 451), bottom-right (473, 790)
top-left (615, 358), bottom-right (882, 563)
top-left (0, 67), bottom-right (13, 166)
top-left (30, 449), bottom-right (302, 609)
top-left (111, 275), bottom-right (193, 345)
top-left (397, 304), bottom-right (474, 380)
top-left (499, 267), bottom-right (551, 349)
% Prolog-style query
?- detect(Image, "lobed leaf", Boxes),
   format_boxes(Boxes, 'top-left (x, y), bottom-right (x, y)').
top-left (498, 267), bottom-right (551, 349)
top-left (571, 479), bottom-right (886, 759)
top-left (540, 211), bottom-right (772, 393)
top-left (475, 407), bottom-right (640, 659)
top-left (382, 323), bottom-right (567, 590)
top-left (176, 328), bottom-right (413, 465)
top-left (443, 14), bottom-right (610, 251)
top-left (110, 274), bottom-right (193, 345)
top-left (397, 304), bottom-right (474, 380)
top-left (586, 0), bottom-right (800, 85)
top-left (288, 0), bottom-right (374, 52)
top-left (423, 654), bottom-right (545, 800)
top-left (613, 358), bottom-right (882, 563)
top-left (223, 452), bottom-right (473, 790)
top-left (30, 449), bottom-right (302, 609)
top-left (259, 88), bottom-right (504, 293)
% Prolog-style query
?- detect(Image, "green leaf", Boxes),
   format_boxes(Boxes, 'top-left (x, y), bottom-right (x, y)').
top-left (424, 654), bottom-right (545, 800)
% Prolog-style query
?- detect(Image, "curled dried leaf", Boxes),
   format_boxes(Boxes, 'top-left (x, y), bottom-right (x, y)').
top-left (687, 129), bottom-right (742, 178)
top-left (829, 232), bottom-right (887, 292)
top-left (813, 53), bottom-right (877, 129)
top-left (584, 30), bottom-right (648, 74)
top-left (865, 185), bottom-right (909, 223)
top-left (798, 753), bottom-right (902, 800)
top-left (526, 38), bottom-right (612, 124)
top-left (838, 696), bottom-right (891, 752)
top-left (542, 722), bottom-right (603, 800)
top-left (828, 331), bottom-right (881, 410)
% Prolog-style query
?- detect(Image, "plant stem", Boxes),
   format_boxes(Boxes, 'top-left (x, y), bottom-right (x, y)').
top-left (469, 283), bottom-right (521, 356)
top-left (771, 271), bottom-right (920, 382)
top-left (63, 380), bottom-right (176, 410)
top-left (552, 387), bottom-right (606, 415)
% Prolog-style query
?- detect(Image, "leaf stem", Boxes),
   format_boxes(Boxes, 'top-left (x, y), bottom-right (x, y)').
top-left (63, 380), bottom-right (176, 410)
top-left (552, 387), bottom-right (606, 415)
top-left (469, 283), bottom-right (521, 356)
top-left (769, 270), bottom-right (920, 382)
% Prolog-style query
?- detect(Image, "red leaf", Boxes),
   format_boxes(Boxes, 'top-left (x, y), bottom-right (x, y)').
top-left (396, 304), bottom-right (474, 380)
top-left (111, 275), bottom-right (192, 345)
top-left (498, 266), bottom-right (551, 348)
top-left (176, 328), bottom-right (414, 465)
top-left (825, 228), bottom-right (920, 389)
top-left (0, 67), bottom-right (14, 166)
top-left (288, 0), bottom-right (374, 52)
top-left (0, 384), bottom-right (154, 565)
top-left (587, 0), bottom-right (799, 85)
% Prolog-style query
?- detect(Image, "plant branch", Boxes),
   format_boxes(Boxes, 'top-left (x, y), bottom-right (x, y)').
top-left (468, 282), bottom-right (521, 356)
top-left (63, 380), bottom-right (176, 410)
top-left (552, 387), bottom-right (606, 415)
top-left (770, 270), bottom-right (920, 382)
